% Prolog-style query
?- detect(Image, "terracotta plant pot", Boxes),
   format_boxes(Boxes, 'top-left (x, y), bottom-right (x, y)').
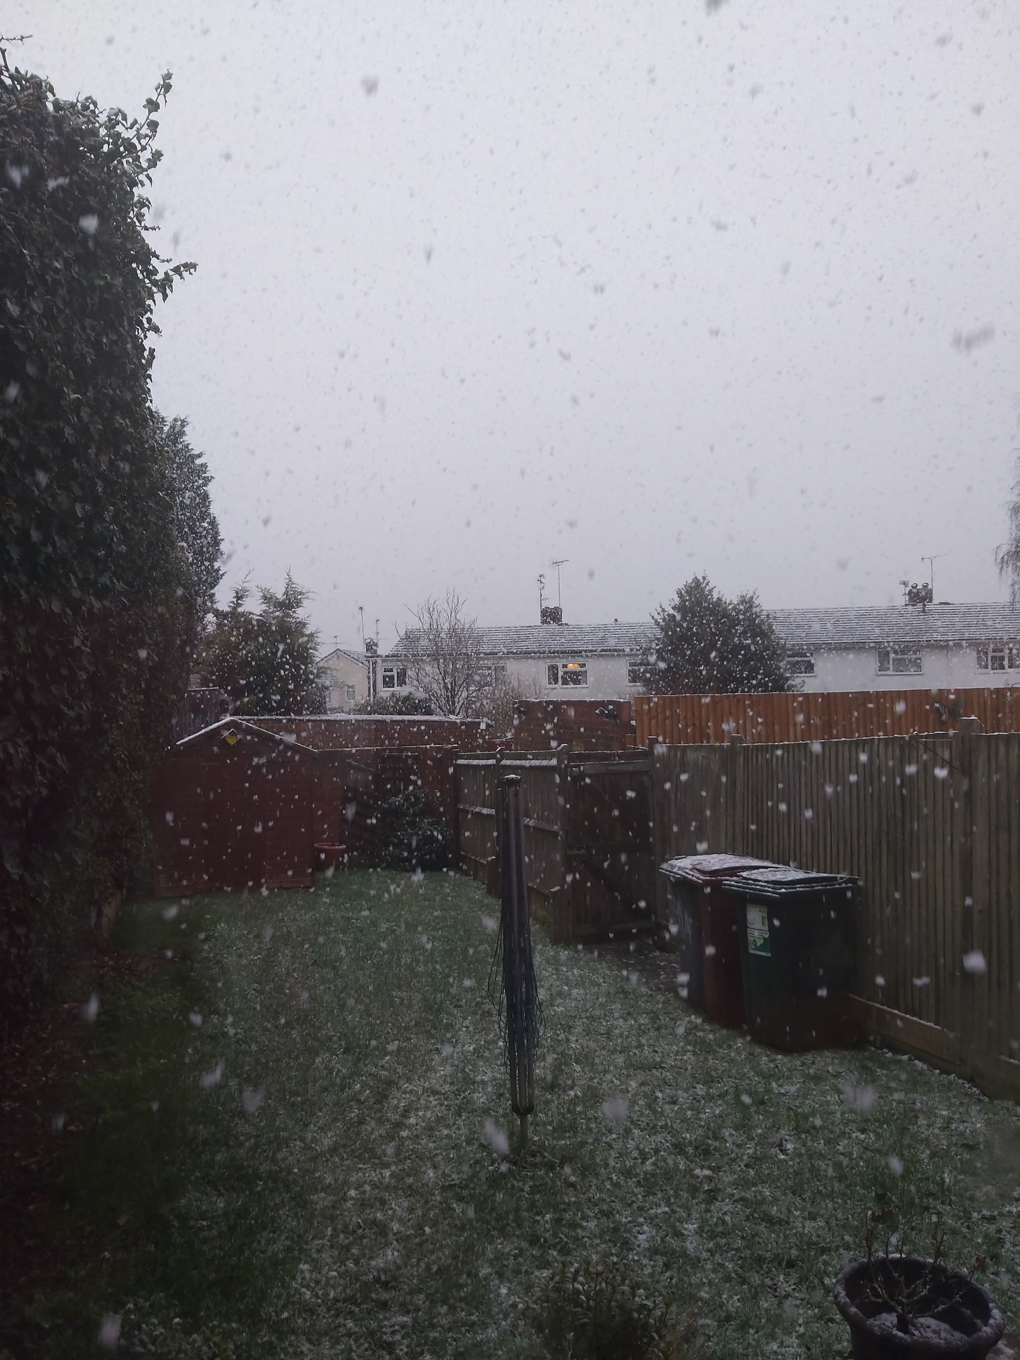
top-left (834, 1256), bottom-right (1005, 1359)
top-left (314, 843), bottom-right (347, 872)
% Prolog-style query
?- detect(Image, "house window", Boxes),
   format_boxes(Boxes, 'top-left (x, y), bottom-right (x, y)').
top-left (381, 665), bottom-right (407, 689)
top-left (877, 647), bottom-right (922, 675)
top-left (786, 651), bottom-right (815, 676)
top-left (976, 642), bottom-right (1020, 672)
top-left (627, 661), bottom-right (647, 685)
top-left (560, 662), bottom-right (588, 687)
top-left (346, 685), bottom-right (356, 701)
top-left (547, 661), bottom-right (588, 686)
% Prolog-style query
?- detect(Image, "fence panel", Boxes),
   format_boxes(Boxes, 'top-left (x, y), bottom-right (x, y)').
top-left (969, 735), bottom-right (1020, 1093)
top-left (636, 688), bottom-right (1020, 747)
top-left (508, 757), bottom-right (565, 936)
top-left (564, 756), bottom-right (655, 942)
top-left (456, 757), bottom-right (498, 885)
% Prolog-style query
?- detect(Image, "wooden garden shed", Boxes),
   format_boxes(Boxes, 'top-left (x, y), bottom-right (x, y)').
top-left (151, 718), bottom-right (317, 896)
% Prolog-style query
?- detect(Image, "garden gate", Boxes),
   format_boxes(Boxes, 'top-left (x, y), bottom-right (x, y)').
top-left (455, 750), bottom-right (653, 944)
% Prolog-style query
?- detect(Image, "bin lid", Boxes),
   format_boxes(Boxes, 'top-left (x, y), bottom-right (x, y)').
top-left (659, 853), bottom-right (775, 885)
top-left (722, 865), bottom-right (860, 897)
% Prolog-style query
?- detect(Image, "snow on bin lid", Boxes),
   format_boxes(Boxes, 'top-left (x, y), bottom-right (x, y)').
top-left (658, 854), bottom-right (774, 882)
top-left (723, 865), bottom-right (859, 895)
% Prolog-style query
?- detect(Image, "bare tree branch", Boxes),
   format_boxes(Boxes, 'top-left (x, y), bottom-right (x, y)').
top-left (401, 590), bottom-right (487, 716)
top-left (996, 447), bottom-right (1020, 606)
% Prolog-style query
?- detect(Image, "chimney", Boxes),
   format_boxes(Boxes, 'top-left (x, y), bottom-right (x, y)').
top-left (541, 605), bottom-right (563, 625)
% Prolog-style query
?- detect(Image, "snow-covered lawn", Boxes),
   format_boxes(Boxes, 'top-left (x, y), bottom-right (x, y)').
top-left (70, 871), bottom-right (1019, 1358)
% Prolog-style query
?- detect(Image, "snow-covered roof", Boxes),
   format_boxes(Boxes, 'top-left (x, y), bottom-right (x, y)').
top-left (319, 647), bottom-right (369, 667)
top-left (771, 603), bottom-right (1020, 648)
top-left (388, 622), bottom-right (656, 659)
top-left (385, 603), bottom-right (1020, 661)
top-left (176, 716), bottom-right (316, 752)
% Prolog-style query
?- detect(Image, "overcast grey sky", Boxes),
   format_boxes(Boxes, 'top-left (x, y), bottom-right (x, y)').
top-left (8, 1), bottom-right (1019, 648)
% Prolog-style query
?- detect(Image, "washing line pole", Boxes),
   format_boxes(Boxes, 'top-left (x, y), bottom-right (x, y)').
top-left (493, 775), bottom-right (539, 1150)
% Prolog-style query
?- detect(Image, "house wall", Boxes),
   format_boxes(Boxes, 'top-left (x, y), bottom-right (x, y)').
top-left (504, 653), bottom-right (646, 701)
top-left (378, 651), bottom-right (647, 704)
top-left (320, 652), bottom-right (370, 711)
top-left (796, 642), bottom-right (1012, 692)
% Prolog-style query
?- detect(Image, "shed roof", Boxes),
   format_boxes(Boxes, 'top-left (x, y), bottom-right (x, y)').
top-left (175, 717), bottom-right (317, 753)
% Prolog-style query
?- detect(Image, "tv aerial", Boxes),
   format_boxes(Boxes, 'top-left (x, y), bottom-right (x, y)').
top-left (550, 559), bottom-right (568, 608)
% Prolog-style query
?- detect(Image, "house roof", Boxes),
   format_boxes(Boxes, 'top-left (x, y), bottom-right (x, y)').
top-left (388, 622), bottom-right (656, 660)
top-left (385, 603), bottom-right (1020, 661)
top-left (319, 647), bottom-right (369, 668)
top-left (771, 603), bottom-right (1020, 648)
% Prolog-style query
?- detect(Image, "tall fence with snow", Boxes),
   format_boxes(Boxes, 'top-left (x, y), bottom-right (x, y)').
top-left (651, 722), bottom-right (1020, 1100)
top-left (635, 686), bottom-right (1020, 746)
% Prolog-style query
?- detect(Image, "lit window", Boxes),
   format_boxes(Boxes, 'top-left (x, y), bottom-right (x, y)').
top-left (877, 647), bottom-right (922, 675)
top-left (560, 662), bottom-right (588, 687)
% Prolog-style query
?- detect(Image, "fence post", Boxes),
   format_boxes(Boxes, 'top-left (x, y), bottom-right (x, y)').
top-left (486, 749), bottom-right (504, 896)
top-left (448, 747), bottom-right (461, 871)
top-left (956, 716), bottom-right (983, 1075)
top-left (727, 734), bottom-right (745, 854)
top-left (646, 736), bottom-right (669, 946)
top-left (553, 747), bottom-right (572, 943)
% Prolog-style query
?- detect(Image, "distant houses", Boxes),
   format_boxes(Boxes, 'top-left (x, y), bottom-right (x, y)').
top-left (381, 619), bottom-right (653, 704)
top-left (347, 601), bottom-right (1020, 706)
top-left (772, 603), bottom-right (1020, 692)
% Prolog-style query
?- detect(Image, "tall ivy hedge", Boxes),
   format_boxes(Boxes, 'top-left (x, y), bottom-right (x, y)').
top-left (0, 65), bottom-right (218, 1035)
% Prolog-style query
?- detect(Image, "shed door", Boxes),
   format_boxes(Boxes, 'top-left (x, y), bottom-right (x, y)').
top-left (215, 749), bottom-right (270, 891)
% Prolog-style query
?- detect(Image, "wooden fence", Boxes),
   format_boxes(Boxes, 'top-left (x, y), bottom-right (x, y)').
top-left (635, 687), bottom-right (1020, 747)
top-left (508, 700), bottom-right (635, 751)
top-left (651, 725), bottom-right (1020, 1099)
top-left (455, 751), bottom-right (654, 944)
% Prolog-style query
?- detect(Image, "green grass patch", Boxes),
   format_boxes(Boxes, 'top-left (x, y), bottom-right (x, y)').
top-left (14, 871), bottom-right (1020, 1358)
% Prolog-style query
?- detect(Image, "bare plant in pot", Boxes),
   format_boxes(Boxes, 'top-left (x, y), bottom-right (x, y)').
top-left (833, 1209), bottom-right (1005, 1359)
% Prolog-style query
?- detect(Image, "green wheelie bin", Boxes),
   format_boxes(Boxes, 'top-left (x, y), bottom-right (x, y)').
top-left (724, 865), bottom-right (860, 1050)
